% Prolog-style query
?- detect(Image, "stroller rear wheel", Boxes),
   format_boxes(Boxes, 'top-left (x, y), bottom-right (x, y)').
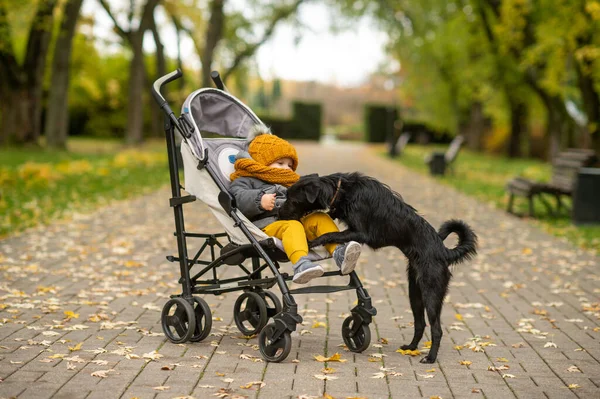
top-left (161, 298), bottom-right (196, 344)
top-left (189, 297), bottom-right (212, 342)
top-left (262, 291), bottom-right (282, 318)
top-left (233, 292), bottom-right (268, 336)
top-left (341, 315), bottom-right (371, 353)
top-left (258, 323), bottom-right (292, 363)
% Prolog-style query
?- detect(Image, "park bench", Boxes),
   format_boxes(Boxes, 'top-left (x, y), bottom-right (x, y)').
top-left (425, 135), bottom-right (465, 175)
top-left (506, 148), bottom-right (598, 217)
top-left (395, 132), bottom-right (411, 155)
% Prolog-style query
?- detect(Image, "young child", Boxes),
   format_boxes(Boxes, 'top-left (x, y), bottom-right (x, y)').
top-left (229, 126), bottom-right (361, 284)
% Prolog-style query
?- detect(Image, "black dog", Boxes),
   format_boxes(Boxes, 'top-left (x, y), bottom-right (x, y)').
top-left (278, 172), bottom-right (477, 363)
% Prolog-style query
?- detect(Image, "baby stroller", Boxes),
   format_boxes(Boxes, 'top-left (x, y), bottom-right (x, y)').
top-left (151, 69), bottom-right (377, 362)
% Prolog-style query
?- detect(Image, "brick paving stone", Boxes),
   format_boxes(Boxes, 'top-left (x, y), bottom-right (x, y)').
top-left (1, 141), bottom-right (599, 399)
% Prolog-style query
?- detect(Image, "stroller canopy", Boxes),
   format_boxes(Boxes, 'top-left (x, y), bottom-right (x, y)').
top-left (182, 89), bottom-right (264, 161)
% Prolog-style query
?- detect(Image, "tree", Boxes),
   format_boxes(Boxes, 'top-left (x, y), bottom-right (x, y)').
top-left (0, 0), bottom-right (58, 145)
top-left (177, 0), bottom-right (306, 87)
top-left (98, 0), bottom-right (160, 144)
top-left (44, 0), bottom-right (85, 149)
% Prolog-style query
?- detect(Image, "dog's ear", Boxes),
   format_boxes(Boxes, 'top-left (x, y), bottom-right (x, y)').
top-left (305, 185), bottom-right (320, 204)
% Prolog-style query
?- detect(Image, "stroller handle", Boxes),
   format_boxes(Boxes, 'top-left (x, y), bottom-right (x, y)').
top-left (152, 69), bottom-right (183, 107)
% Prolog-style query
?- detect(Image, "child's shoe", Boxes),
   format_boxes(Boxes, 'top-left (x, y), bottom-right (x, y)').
top-left (292, 257), bottom-right (324, 284)
top-left (333, 241), bottom-right (362, 275)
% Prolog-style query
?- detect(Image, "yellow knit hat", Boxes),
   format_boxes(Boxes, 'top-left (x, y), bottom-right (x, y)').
top-left (248, 130), bottom-right (299, 171)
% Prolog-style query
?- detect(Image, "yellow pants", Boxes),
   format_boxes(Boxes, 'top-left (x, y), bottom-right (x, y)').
top-left (262, 212), bottom-right (338, 263)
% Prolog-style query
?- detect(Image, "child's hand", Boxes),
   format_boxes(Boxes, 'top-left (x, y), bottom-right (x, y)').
top-left (260, 193), bottom-right (277, 211)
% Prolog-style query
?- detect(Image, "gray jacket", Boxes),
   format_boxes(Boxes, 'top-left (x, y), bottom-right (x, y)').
top-left (229, 176), bottom-right (287, 229)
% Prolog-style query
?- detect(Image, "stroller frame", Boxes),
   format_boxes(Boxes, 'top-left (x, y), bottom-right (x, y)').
top-left (151, 69), bottom-right (377, 362)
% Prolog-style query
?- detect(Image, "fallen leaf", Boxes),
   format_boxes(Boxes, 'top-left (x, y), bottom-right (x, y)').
top-left (142, 351), bottom-right (163, 361)
top-left (313, 353), bottom-right (347, 362)
top-left (68, 342), bottom-right (83, 352)
top-left (396, 349), bottom-right (421, 356)
top-left (459, 360), bottom-right (472, 366)
top-left (222, 378), bottom-right (234, 383)
top-left (567, 365), bottom-right (581, 373)
top-left (240, 381), bottom-right (265, 389)
top-left (502, 374), bottom-right (515, 379)
top-left (455, 314), bottom-right (463, 321)
top-left (471, 388), bottom-right (481, 393)
top-left (314, 374), bottom-right (338, 380)
top-left (152, 386), bottom-right (170, 391)
top-left (426, 368), bottom-right (436, 373)
top-left (321, 367), bottom-right (336, 374)
top-left (312, 321), bottom-right (327, 328)
top-left (496, 357), bottom-right (509, 362)
top-left (544, 342), bottom-right (558, 348)
top-left (567, 384), bottom-right (580, 389)
top-left (91, 369), bottom-right (114, 378)
top-left (418, 374), bottom-right (435, 379)
top-left (63, 311), bottom-right (79, 320)
top-left (371, 372), bottom-right (386, 379)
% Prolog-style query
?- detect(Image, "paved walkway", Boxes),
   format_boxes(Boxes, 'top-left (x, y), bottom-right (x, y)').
top-left (1, 142), bottom-right (599, 399)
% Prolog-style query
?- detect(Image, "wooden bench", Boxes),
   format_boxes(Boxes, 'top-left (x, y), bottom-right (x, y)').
top-left (425, 135), bottom-right (465, 175)
top-left (394, 132), bottom-right (411, 156)
top-left (506, 149), bottom-right (598, 217)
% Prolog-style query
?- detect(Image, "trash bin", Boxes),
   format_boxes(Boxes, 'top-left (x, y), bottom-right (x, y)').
top-left (428, 152), bottom-right (446, 176)
top-left (572, 167), bottom-right (600, 225)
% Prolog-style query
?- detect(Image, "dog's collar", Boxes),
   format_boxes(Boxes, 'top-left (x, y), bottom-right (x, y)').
top-left (329, 178), bottom-right (342, 208)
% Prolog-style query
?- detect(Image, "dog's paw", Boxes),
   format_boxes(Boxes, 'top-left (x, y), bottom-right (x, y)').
top-left (419, 356), bottom-right (436, 364)
top-left (400, 344), bottom-right (418, 351)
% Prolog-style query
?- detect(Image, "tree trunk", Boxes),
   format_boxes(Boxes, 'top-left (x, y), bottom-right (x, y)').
top-left (126, 32), bottom-right (146, 145)
top-left (45, 0), bottom-right (84, 149)
top-left (0, 0), bottom-right (57, 145)
top-left (507, 96), bottom-right (527, 158)
top-left (465, 101), bottom-right (485, 151)
top-left (0, 89), bottom-right (32, 145)
top-left (202, 0), bottom-right (225, 87)
top-left (575, 60), bottom-right (599, 149)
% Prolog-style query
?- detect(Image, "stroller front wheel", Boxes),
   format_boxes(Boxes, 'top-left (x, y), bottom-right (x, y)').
top-left (233, 292), bottom-right (268, 336)
top-left (258, 323), bottom-right (292, 362)
top-left (161, 298), bottom-right (196, 344)
top-left (189, 297), bottom-right (213, 342)
top-left (341, 315), bottom-right (371, 353)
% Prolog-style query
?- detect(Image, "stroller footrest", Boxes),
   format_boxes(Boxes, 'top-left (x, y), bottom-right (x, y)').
top-left (290, 285), bottom-right (355, 295)
top-left (170, 195), bottom-right (196, 207)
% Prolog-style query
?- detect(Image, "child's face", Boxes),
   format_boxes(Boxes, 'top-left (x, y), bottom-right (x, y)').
top-left (269, 157), bottom-right (294, 170)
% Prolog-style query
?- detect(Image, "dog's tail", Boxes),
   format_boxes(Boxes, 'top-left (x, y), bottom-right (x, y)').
top-left (438, 219), bottom-right (478, 266)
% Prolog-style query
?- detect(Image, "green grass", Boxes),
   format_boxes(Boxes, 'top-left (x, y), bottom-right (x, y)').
top-left (0, 137), bottom-right (171, 238)
top-left (384, 144), bottom-right (600, 255)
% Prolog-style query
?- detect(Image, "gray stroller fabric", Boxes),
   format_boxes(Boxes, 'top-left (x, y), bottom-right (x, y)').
top-left (182, 89), bottom-right (263, 161)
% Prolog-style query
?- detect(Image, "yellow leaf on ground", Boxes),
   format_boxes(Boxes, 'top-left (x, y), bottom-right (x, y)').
top-left (68, 342), bottom-right (83, 352)
top-left (455, 314), bottom-right (463, 321)
top-left (568, 384), bottom-right (580, 389)
top-left (423, 341), bottom-right (432, 348)
top-left (459, 360), bottom-right (472, 366)
top-left (312, 321), bottom-right (327, 328)
top-left (313, 353), bottom-right (347, 362)
top-left (321, 367), bottom-right (336, 374)
top-left (152, 386), bottom-right (170, 391)
top-left (395, 349), bottom-right (421, 356)
top-left (496, 357), bottom-right (509, 362)
top-left (64, 311), bottom-right (79, 320)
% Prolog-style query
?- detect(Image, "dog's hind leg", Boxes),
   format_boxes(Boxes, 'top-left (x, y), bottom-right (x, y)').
top-left (419, 288), bottom-right (445, 364)
top-left (308, 230), bottom-right (366, 248)
top-left (400, 266), bottom-right (426, 351)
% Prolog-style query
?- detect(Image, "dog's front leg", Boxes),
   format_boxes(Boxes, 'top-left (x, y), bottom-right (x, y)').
top-left (308, 231), bottom-right (366, 248)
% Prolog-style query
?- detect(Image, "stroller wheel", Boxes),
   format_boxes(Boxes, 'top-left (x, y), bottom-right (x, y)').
top-left (234, 292), bottom-right (268, 336)
top-left (341, 315), bottom-right (371, 353)
top-left (262, 291), bottom-right (283, 318)
top-left (161, 298), bottom-right (196, 344)
top-left (189, 297), bottom-right (212, 342)
top-left (258, 323), bottom-right (292, 363)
